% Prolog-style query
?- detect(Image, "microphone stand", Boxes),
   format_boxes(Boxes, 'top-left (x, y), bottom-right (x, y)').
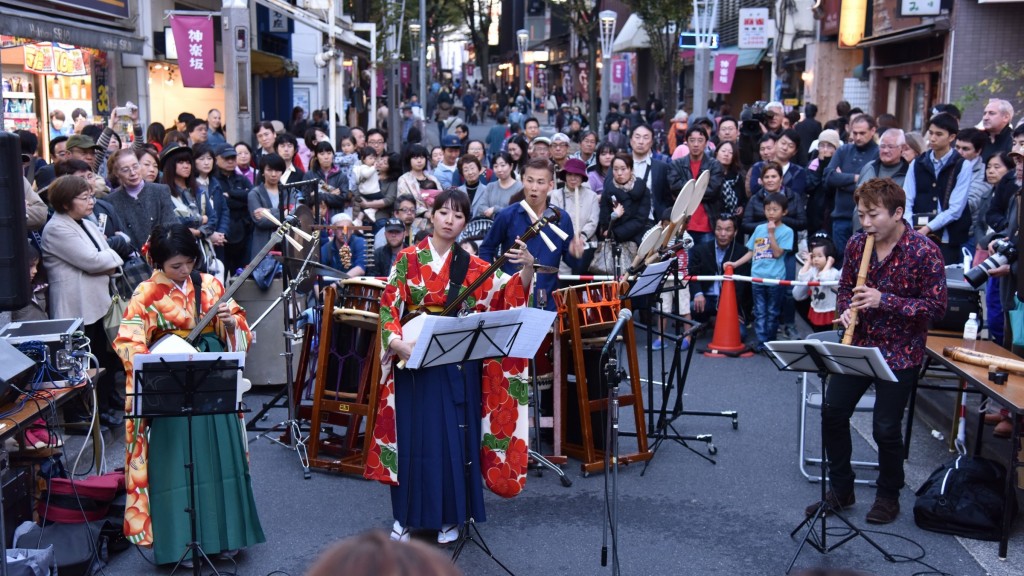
top-left (600, 355), bottom-right (622, 576)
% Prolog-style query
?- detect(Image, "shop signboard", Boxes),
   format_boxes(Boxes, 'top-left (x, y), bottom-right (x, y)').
top-left (738, 8), bottom-right (770, 50)
top-left (49, 0), bottom-right (130, 20)
top-left (23, 43), bottom-right (88, 76)
top-left (93, 52), bottom-right (110, 116)
top-left (169, 15), bottom-right (215, 88)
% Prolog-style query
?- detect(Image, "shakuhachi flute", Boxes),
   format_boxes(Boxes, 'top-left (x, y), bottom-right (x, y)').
top-left (841, 234), bottom-right (875, 345)
top-left (943, 346), bottom-right (1024, 375)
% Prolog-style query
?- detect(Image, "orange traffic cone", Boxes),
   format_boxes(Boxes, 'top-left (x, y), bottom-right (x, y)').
top-left (703, 264), bottom-right (753, 357)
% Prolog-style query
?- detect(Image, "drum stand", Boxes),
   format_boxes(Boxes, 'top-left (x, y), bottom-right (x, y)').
top-left (527, 364), bottom-right (572, 486)
top-left (527, 291), bottom-right (571, 487)
top-left (247, 240), bottom-right (321, 480)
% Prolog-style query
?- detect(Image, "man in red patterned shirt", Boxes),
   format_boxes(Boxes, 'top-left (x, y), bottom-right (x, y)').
top-left (805, 178), bottom-right (947, 524)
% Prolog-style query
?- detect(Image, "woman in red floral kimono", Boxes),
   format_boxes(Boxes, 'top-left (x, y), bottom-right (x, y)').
top-left (365, 188), bottom-right (535, 544)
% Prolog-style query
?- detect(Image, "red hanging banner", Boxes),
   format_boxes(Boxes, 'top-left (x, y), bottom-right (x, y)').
top-left (712, 53), bottom-right (739, 94)
top-left (169, 15), bottom-right (215, 88)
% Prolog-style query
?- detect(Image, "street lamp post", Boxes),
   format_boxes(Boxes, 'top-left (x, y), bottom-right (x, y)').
top-left (598, 10), bottom-right (617, 137)
top-left (409, 23), bottom-right (420, 107)
top-left (516, 29), bottom-right (529, 115)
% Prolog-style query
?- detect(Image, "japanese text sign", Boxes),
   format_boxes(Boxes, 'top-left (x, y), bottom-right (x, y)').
top-left (738, 8), bottom-right (770, 49)
top-left (170, 15), bottom-right (214, 88)
top-left (712, 54), bottom-right (739, 94)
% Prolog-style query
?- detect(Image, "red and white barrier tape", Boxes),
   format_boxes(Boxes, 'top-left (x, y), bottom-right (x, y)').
top-left (556, 274), bottom-right (838, 287)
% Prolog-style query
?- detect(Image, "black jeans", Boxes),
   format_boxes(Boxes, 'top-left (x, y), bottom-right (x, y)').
top-left (822, 366), bottom-right (918, 499)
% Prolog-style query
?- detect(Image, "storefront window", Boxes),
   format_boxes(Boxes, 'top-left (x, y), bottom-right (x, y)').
top-left (2, 37), bottom-right (98, 160)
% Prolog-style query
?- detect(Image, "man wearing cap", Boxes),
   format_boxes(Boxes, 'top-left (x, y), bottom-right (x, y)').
top-left (210, 143), bottom-right (255, 272)
top-left (529, 136), bottom-right (551, 162)
top-left (321, 212), bottom-right (366, 277)
top-left (550, 133), bottom-right (572, 172)
top-left (66, 134), bottom-right (104, 173)
top-left (375, 217), bottom-right (408, 273)
top-left (434, 135), bottom-right (462, 189)
top-left (548, 158), bottom-right (598, 274)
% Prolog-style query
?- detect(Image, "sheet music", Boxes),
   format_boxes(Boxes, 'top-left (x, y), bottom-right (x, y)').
top-left (627, 259), bottom-right (674, 299)
top-left (132, 352), bottom-right (247, 416)
top-left (405, 308), bottom-right (556, 370)
top-left (820, 342), bottom-right (898, 382)
top-left (764, 340), bottom-right (898, 382)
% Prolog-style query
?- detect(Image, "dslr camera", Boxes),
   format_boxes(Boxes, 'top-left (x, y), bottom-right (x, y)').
top-left (965, 238), bottom-right (1017, 288)
top-left (740, 101), bottom-right (768, 131)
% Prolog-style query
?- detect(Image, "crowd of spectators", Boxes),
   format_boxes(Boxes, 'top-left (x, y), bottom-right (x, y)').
top-left (5, 92), bottom-right (1024, 438)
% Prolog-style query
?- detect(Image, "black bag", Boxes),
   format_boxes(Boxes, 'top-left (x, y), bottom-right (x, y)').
top-left (13, 520), bottom-right (124, 576)
top-left (913, 454), bottom-right (1017, 541)
top-left (120, 252), bottom-right (153, 293)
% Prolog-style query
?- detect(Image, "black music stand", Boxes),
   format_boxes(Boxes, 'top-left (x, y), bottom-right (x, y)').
top-left (627, 259), bottom-right (733, 470)
top-left (763, 339), bottom-right (898, 574)
top-left (131, 354), bottom-right (245, 576)
top-left (407, 310), bottom-right (551, 576)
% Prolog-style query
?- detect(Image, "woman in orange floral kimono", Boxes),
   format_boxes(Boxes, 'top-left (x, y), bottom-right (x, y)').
top-left (114, 224), bottom-right (264, 566)
top-left (365, 188), bottom-right (535, 545)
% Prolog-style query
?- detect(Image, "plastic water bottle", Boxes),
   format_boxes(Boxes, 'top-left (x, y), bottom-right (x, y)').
top-left (963, 312), bottom-right (979, 349)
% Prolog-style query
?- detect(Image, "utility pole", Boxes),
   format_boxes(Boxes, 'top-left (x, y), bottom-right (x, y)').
top-left (222, 0), bottom-right (252, 144)
top-left (691, 0), bottom-right (719, 120)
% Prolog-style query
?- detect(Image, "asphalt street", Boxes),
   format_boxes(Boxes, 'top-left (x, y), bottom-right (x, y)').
top-left (85, 319), bottom-right (1021, 575)
top-left (82, 117), bottom-right (1022, 574)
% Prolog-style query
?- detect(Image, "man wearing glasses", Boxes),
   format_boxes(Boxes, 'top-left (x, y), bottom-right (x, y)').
top-left (30, 134), bottom-right (69, 191)
top-left (365, 128), bottom-right (387, 156)
top-left (374, 194), bottom-right (422, 249)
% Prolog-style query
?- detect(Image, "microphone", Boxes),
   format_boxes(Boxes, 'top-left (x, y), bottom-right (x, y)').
top-left (600, 308), bottom-right (633, 357)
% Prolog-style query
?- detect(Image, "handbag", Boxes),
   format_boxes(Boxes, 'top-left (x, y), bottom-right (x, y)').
top-left (102, 275), bottom-right (129, 344)
top-left (120, 252), bottom-right (152, 293)
top-left (1008, 295), bottom-right (1024, 348)
top-left (199, 237), bottom-right (225, 284)
top-left (589, 239), bottom-right (637, 275)
top-left (252, 254), bottom-right (280, 291)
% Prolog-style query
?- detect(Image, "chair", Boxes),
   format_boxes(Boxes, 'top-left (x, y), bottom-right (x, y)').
top-left (797, 331), bottom-right (879, 485)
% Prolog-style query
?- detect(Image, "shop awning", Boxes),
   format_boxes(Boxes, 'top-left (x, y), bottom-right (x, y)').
top-left (854, 22), bottom-right (947, 48)
top-left (251, 49), bottom-right (299, 78)
top-left (707, 47), bottom-right (767, 70)
top-left (612, 14), bottom-right (649, 53)
top-left (0, 7), bottom-right (143, 53)
top-left (680, 46), bottom-right (767, 69)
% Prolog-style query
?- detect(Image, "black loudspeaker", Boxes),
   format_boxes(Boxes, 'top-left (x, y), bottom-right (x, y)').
top-left (233, 277), bottom-right (288, 386)
top-left (0, 130), bottom-right (29, 311)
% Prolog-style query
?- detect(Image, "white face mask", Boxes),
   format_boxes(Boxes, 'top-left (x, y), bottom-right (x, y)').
top-left (52, 119), bottom-right (64, 129)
